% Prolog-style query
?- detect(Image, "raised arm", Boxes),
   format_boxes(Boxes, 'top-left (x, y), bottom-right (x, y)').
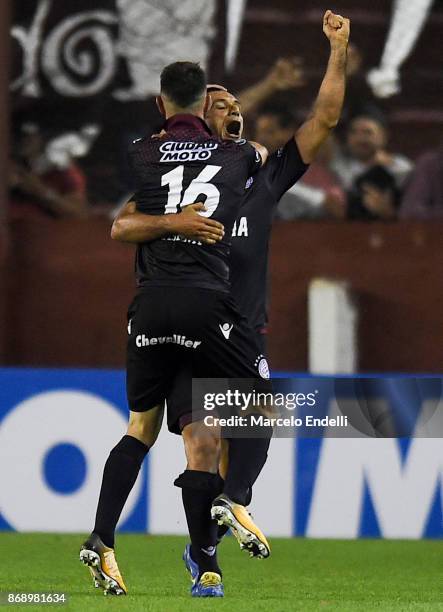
top-left (111, 201), bottom-right (225, 245)
top-left (295, 10), bottom-right (350, 164)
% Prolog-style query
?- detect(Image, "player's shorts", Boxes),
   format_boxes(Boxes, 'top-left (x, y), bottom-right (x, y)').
top-left (165, 327), bottom-right (268, 435)
top-left (126, 287), bottom-right (270, 414)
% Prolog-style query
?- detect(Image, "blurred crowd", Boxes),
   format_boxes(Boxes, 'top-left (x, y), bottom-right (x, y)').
top-left (8, 44), bottom-right (442, 222)
top-left (241, 44), bottom-right (442, 222)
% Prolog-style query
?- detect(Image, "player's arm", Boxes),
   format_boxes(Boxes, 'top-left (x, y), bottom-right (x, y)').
top-left (249, 141), bottom-right (269, 166)
top-left (111, 201), bottom-right (225, 245)
top-left (295, 10), bottom-right (350, 164)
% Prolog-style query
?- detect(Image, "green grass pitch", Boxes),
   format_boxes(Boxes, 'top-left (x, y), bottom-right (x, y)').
top-left (1, 533), bottom-right (442, 611)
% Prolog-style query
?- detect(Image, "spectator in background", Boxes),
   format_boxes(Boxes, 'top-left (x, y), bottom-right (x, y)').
top-left (9, 123), bottom-right (88, 220)
top-left (332, 113), bottom-right (412, 190)
top-left (239, 56), bottom-right (306, 118)
top-left (400, 142), bottom-right (443, 219)
top-left (331, 113), bottom-right (413, 220)
top-left (253, 99), bottom-right (299, 154)
top-left (277, 134), bottom-right (347, 220)
top-left (346, 164), bottom-right (399, 220)
top-left (253, 102), bottom-right (346, 219)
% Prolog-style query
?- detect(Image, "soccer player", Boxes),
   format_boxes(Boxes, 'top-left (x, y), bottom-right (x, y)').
top-left (111, 8), bottom-right (350, 596)
top-left (80, 59), bottom-right (271, 597)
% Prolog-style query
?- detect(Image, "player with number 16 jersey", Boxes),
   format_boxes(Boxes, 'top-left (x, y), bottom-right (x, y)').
top-left (129, 116), bottom-right (262, 293)
top-left (125, 70), bottom-right (270, 421)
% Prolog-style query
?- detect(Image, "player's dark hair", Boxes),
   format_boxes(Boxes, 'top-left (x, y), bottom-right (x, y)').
top-left (207, 85), bottom-right (228, 93)
top-left (256, 101), bottom-right (297, 129)
top-left (160, 61), bottom-right (207, 109)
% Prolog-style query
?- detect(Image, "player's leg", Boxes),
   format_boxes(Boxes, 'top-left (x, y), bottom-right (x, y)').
top-left (92, 406), bottom-right (163, 548)
top-left (215, 430), bottom-right (259, 543)
top-left (166, 367), bottom-right (224, 597)
top-left (215, 439), bottom-right (231, 543)
top-left (221, 420), bottom-right (271, 507)
top-left (178, 420), bottom-right (222, 571)
top-left (80, 406), bottom-right (164, 595)
top-left (80, 290), bottom-right (174, 595)
top-left (215, 331), bottom-right (267, 542)
top-left (175, 288), bottom-right (272, 508)
top-left (165, 288), bottom-right (271, 559)
top-left (192, 293), bottom-right (273, 557)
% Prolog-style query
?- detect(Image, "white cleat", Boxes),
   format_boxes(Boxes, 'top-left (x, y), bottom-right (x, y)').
top-left (79, 533), bottom-right (127, 596)
top-left (211, 494), bottom-right (271, 559)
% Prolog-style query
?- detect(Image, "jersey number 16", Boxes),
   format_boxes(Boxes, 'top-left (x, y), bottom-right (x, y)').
top-left (161, 165), bottom-right (222, 218)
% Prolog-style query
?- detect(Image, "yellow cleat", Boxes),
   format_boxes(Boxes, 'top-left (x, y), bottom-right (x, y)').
top-left (211, 494), bottom-right (270, 558)
top-left (79, 533), bottom-right (127, 596)
top-left (192, 572), bottom-right (224, 597)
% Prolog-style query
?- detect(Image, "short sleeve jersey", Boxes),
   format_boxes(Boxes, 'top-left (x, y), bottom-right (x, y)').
top-left (128, 114), bottom-right (262, 292)
top-left (229, 139), bottom-right (308, 331)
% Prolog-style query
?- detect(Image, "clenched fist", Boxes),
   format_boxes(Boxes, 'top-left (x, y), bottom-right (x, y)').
top-left (323, 10), bottom-right (350, 47)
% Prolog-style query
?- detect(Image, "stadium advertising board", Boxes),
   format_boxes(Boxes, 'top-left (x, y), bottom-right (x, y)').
top-left (0, 368), bottom-right (441, 538)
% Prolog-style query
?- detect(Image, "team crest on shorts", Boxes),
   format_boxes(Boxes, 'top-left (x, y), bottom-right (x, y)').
top-left (255, 354), bottom-right (270, 379)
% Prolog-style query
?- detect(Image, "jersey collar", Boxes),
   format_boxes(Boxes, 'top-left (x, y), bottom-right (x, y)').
top-left (163, 114), bottom-right (212, 136)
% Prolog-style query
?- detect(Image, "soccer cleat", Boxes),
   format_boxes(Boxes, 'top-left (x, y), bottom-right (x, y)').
top-left (183, 545), bottom-right (224, 597)
top-left (79, 533), bottom-right (127, 596)
top-left (211, 494), bottom-right (271, 559)
top-left (183, 544), bottom-right (199, 582)
top-left (191, 572), bottom-right (224, 598)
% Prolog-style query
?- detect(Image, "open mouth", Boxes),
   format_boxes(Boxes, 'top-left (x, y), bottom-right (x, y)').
top-left (224, 120), bottom-right (242, 139)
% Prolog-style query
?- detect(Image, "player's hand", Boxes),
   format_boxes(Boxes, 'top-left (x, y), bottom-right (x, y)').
top-left (265, 57), bottom-right (306, 91)
top-left (168, 203), bottom-right (225, 245)
top-left (323, 10), bottom-right (350, 48)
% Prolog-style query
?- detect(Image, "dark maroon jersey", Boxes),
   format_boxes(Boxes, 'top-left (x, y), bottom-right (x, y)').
top-left (128, 114), bottom-right (262, 292)
top-left (230, 139), bottom-right (308, 332)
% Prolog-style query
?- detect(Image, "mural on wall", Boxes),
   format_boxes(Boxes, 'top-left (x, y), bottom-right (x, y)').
top-left (11, 0), bottom-right (217, 100)
top-left (10, 0), bottom-right (249, 203)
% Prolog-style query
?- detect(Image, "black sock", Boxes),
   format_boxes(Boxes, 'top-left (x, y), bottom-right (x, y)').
top-left (175, 470), bottom-right (223, 578)
top-left (223, 418), bottom-right (272, 505)
top-left (93, 434), bottom-right (149, 548)
top-left (216, 475), bottom-right (229, 543)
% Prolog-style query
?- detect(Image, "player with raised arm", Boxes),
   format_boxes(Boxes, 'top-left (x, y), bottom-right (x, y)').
top-left (111, 9), bottom-right (350, 595)
top-left (79, 60), bottom-right (272, 598)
